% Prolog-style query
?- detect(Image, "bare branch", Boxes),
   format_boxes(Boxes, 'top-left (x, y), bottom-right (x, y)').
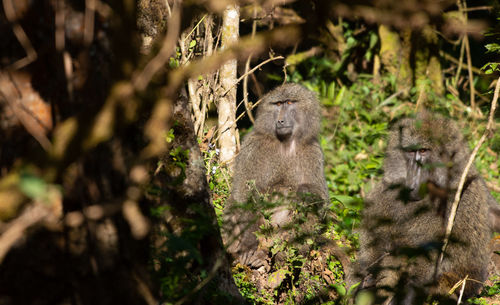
top-left (84, 0), bottom-right (97, 46)
top-left (0, 72), bottom-right (52, 151)
top-left (457, 275), bottom-right (468, 304)
top-left (222, 55), bottom-right (284, 97)
top-left (0, 204), bottom-right (50, 263)
top-left (2, 0), bottom-right (37, 69)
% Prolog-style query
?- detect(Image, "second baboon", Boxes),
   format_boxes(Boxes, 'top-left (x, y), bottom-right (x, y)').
top-left (358, 112), bottom-right (494, 304)
top-left (223, 83), bottom-right (328, 268)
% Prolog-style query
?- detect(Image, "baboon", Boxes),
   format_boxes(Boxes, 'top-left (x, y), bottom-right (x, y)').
top-left (358, 112), bottom-right (495, 304)
top-left (223, 83), bottom-right (328, 268)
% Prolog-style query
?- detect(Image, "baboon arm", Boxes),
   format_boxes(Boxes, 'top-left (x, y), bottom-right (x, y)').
top-left (296, 143), bottom-right (328, 200)
top-left (230, 134), bottom-right (280, 202)
top-left (223, 135), bottom-right (276, 267)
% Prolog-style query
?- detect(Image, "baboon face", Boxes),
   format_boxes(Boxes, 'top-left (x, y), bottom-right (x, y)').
top-left (398, 122), bottom-right (439, 201)
top-left (254, 83), bottom-right (320, 143)
top-left (402, 145), bottom-right (432, 201)
top-left (385, 113), bottom-right (465, 202)
top-left (274, 100), bottom-right (298, 140)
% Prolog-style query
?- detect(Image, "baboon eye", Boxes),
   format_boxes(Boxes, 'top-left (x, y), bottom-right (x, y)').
top-left (418, 148), bottom-right (429, 154)
top-left (287, 101), bottom-right (292, 105)
top-left (276, 102), bottom-right (282, 106)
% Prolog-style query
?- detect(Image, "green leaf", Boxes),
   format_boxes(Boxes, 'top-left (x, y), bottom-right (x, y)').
top-left (346, 281), bottom-right (361, 295)
top-left (334, 86), bottom-right (346, 106)
top-left (19, 173), bottom-right (47, 200)
top-left (165, 128), bottom-right (175, 143)
top-left (332, 195), bottom-right (362, 208)
top-left (327, 81), bottom-right (336, 100)
top-left (355, 290), bottom-right (375, 305)
top-left (485, 43), bottom-right (500, 53)
top-left (333, 283), bottom-right (346, 296)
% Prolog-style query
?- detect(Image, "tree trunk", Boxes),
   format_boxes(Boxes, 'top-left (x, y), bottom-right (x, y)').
top-left (414, 25), bottom-right (444, 108)
top-left (218, 4), bottom-right (239, 170)
top-left (378, 24), bottom-right (412, 95)
top-left (152, 92), bottom-right (244, 305)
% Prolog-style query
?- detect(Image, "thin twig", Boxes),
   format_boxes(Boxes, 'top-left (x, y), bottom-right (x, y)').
top-left (221, 55), bottom-right (284, 97)
top-left (165, 0), bottom-right (171, 17)
top-left (377, 90), bottom-right (404, 108)
top-left (463, 6), bottom-right (492, 12)
top-left (213, 95), bottom-right (265, 145)
top-left (0, 72), bottom-right (52, 151)
top-left (460, 0), bottom-right (475, 109)
top-left (457, 275), bottom-right (468, 304)
top-left (182, 14), bottom-right (206, 44)
top-left (0, 204), bottom-right (50, 263)
top-left (63, 51), bottom-right (74, 102)
top-left (453, 37), bottom-right (465, 87)
top-left (464, 35), bottom-right (475, 109)
top-left (438, 76), bottom-right (499, 267)
top-left (242, 6), bottom-right (258, 123)
top-left (2, 0), bottom-right (37, 69)
top-left (441, 51), bottom-right (483, 76)
top-left (457, 275), bottom-right (469, 305)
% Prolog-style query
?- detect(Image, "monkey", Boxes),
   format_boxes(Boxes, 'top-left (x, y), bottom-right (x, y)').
top-left (357, 112), bottom-right (494, 304)
top-left (222, 83), bottom-right (329, 269)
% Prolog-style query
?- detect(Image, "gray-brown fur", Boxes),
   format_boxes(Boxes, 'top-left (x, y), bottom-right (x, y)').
top-left (223, 83), bottom-right (328, 268)
top-left (358, 112), bottom-right (493, 304)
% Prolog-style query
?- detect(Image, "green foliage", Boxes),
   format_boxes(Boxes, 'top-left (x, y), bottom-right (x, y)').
top-left (164, 147), bottom-right (189, 185)
top-left (164, 128), bottom-right (175, 143)
top-left (288, 22), bottom-right (378, 82)
top-left (203, 145), bottom-right (230, 223)
top-left (232, 265), bottom-right (274, 304)
top-left (224, 190), bottom-right (341, 304)
top-left (468, 278), bottom-right (500, 304)
top-left (482, 16), bottom-right (500, 74)
top-left (482, 62), bottom-right (500, 74)
top-left (151, 201), bottom-right (225, 303)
